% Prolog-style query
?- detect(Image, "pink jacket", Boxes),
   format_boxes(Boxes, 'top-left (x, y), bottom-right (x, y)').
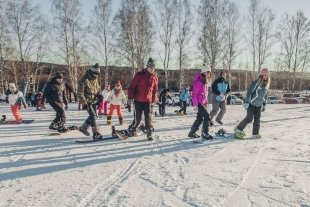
top-left (192, 72), bottom-right (208, 107)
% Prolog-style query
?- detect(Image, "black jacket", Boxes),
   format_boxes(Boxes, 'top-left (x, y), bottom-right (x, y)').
top-left (43, 78), bottom-right (68, 105)
top-left (158, 89), bottom-right (171, 104)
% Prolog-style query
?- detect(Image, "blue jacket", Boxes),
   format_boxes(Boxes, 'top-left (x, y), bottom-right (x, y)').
top-left (245, 80), bottom-right (268, 107)
top-left (179, 89), bottom-right (190, 101)
top-left (211, 77), bottom-right (230, 101)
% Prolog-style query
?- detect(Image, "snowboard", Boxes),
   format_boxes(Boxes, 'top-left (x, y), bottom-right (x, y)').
top-left (47, 125), bottom-right (78, 136)
top-left (0, 119), bottom-right (35, 124)
top-left (75, 136), bottom-right (118, 143)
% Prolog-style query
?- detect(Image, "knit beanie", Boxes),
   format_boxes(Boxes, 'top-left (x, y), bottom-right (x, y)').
top-left (54, 72), bottom-right (63, 79)
top-left (201, 64), bottom-right (211, 73)
top-left (90, 63), bottom-right (100, 74)
top-left (147, 58), bottom-right (155, 67)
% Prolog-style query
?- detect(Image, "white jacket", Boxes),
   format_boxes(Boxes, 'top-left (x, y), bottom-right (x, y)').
top-left (101, 90), bottom-right (111, 101)
top-left (8, 91), bottom-right (24, 105)
top-left (107, 90), bottom-right (127, 106)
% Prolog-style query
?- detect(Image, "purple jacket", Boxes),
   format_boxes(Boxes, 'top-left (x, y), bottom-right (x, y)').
top-left (192, 72), bottom-right (208, 107)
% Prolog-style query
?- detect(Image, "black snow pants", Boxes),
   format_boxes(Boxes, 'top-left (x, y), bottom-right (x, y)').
top-left (49, 101), bottom-right (66, 127)
top-left (85, 103), bottom-right (98, 127)
top-left (159, 103), bottom-right (166, 116)
top-left (236, 104), bottom-right (262, 135)
top-left (132, 100), bottom-right (153, 131)
top-left (190, 103), bottom-right (210, 135)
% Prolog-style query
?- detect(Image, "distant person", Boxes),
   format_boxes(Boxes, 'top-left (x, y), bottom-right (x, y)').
top-left (234, 68), bottom-right (270, 139)
top-left (77, 63), bottom-right (104, 140)
top-left (178, 86), bottom-right (190, 115)
top-left (106, 80), bottom-right (127, 125)
top-left (6, 83), bottom-right (27, 123)
top-left (188, 64), bottom-right (213, 140)
top-left (158, 88), bottom-right (171, 116)
top-left (127, 58), bottom-right (158, 140)
top-left (42, 72), bottom-right (69, 133)
top-left (209, 70), bottom-right (231, 125)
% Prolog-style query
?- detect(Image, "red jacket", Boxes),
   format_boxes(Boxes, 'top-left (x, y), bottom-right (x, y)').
top-left (128, 69), bottom-right (158, 103)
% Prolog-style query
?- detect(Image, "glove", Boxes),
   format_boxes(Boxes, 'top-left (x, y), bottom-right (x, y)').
top-left (243, 103), bottom-right (249, 110)
top-left (65, 105), bottom-right (68, 110)
top-left (261, 106), bottom-right (265, 112)
top-left (193, 106), bottom-right (198, 111)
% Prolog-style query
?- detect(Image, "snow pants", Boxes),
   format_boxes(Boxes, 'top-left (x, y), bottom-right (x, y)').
top-left (210, 96), bottom-right (226, 122)
top-left (84, 103), bottom-right (98, 127)
top-left (108, 104), bottom-right (122, 118)
top-left (131, 100), bottom-right (153, 131)
top-left (49, 101), bottom-right (66, 127)
top-left (10, 104), bottom-right (22, 122)
top-left (190, 103), bottom-right (210, 135)
top-left (236, 104), bottom-right (262, 135)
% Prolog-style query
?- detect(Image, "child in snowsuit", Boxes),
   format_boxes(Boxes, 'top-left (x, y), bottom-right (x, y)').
top-left (98, 84), bottom-right (111, 115)
top-left (6, 83), bottom-right (27, 123)
top-left (106, 80), bottom-right (127, 125)
top-left (158, 88), bottom-right (171, 116)
top-left (178, 86), bottom-right (190, 115)
top-left (42, 72), bottom-right (69, 133)
top-left (188, 64), bottom-right (213, 140)
top-left (210, 70), bottom-right (231, 125)
top-left (234, 68), bottom-right (270, 139)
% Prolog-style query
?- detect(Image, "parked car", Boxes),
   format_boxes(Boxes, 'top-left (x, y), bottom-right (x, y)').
top-left (283, 93), bottom-right (308, 103)
top-left (167, 92), bottom-right (180, 106)
top-left (231, 92), bottom-right (245, 100)
top-left (267, 96), bottom-right (286, 104)
top-left (228, 95), bottom-right (244, 105)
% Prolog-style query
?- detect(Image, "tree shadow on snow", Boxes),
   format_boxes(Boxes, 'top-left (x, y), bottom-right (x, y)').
top-left (0, 134), bottom-right (237, 181)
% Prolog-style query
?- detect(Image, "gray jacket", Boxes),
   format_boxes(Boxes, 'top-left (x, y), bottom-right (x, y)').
top-left (245, 80), bottom-right (268, 107)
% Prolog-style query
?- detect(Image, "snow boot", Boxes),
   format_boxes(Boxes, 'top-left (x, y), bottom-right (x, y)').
top-left (188, 130), bottom-right (200, 138)
top-left (234, 128), bottom-right (245, 139)
top-left (106, 116), bottom-right (112, 125)
top-left (119, 117), bottom-right (123, 125)
top-left (252, 134), bottom-right (262, 139)
top-left (147, 130), bottom-right (154, 141)
top-left (79, 123), bottom-right (90, 136)
top-left (202, 133), bottom-right (213, 140)
top-left (58, 126), bottom-right (69, 133)
top-left (49, 122), bottom-right (58, 130)
top-left (92, 127), bottom-right (103, 140)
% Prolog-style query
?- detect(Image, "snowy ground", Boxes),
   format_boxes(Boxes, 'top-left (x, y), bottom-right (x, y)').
top-left (0, 102), bottom-right (309, 207)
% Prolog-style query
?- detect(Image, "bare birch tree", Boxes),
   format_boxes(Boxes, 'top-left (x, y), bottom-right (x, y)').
top-left (222, 1), bottom-right (240, 86)
top-left (51, 0), bottom-right (86, 93)
top-left (246, 0), bottom-right (274, 79)
top-left (114, 0), bottom-right (153, 76)
top-left (175, 0), bottom-right (193, 90)
top-left (276, 10), bottom-right (310, 91)
top-left (6, 0), bottom-right (44, 93)
top-left (90, 0), bottom-right (114, 85)
top-left (198, 0), bottom-right (229, 71)
top-left (155, 0), bottom-right (177, 88)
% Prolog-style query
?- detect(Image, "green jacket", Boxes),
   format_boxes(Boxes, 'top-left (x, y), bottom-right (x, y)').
top-left (77, 70), bottom-right (100, 104)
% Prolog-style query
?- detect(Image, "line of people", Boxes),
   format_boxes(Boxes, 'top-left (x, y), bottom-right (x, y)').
top-left (2, 58), bottom-right (269, 141)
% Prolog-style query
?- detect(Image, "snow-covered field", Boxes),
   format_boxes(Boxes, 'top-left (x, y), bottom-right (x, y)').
top-left (0, 103), bottom-right (309, 207)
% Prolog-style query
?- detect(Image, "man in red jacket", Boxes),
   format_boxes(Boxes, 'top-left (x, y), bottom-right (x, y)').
top-left (127, 58), bottom-right (158, 140)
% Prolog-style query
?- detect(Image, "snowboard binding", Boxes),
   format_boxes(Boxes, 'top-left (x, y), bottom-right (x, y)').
top-left (216, 128), bottom-right (227, 137)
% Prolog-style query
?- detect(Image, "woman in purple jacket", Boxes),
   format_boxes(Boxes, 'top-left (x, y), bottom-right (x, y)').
top-left (188, 64), bottom-right (213, 140)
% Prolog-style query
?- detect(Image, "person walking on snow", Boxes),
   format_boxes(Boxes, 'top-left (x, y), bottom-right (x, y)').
top-left (127, 58), bottom-right (158, 140)
top-left (234, 68), bottom-right (270, 139)
top-left (98, 84), bottom-right (111, 115)
top-left (77, 63), bottom-right (104, 140)
top-left (5, 83), bottom-right (27, 123)
top-left (188, 64), bottom-right (213, 140)
top-left (158, 88), bottom-right (171, 116)
top-left (42, 72), bottom-right (69, 133)
top-left (209, 70), bottom-right (231, 125)
top-left (178, 86), bottom-right (190, 115)
top-left (106, 80), bottom-right (127, 125)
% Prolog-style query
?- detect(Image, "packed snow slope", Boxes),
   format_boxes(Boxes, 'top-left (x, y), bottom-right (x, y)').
top-left (0, 103), bottom-right (309, 207)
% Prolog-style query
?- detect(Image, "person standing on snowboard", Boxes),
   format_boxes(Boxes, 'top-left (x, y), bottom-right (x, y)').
top-left (6, 83), bottom-right (27, 123)
top-left (42, 72), bottom-right (69, 133)
top-left (127, 58), bottom-right (158, 140)
top-left (234, 68), bottom-right (270, 139)
top-left (188, 64), bottom-right (213, 140)
top-left (209, 70), bottom-right (231, 125)
top-left (77, 63), bottom-right (104, 140)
